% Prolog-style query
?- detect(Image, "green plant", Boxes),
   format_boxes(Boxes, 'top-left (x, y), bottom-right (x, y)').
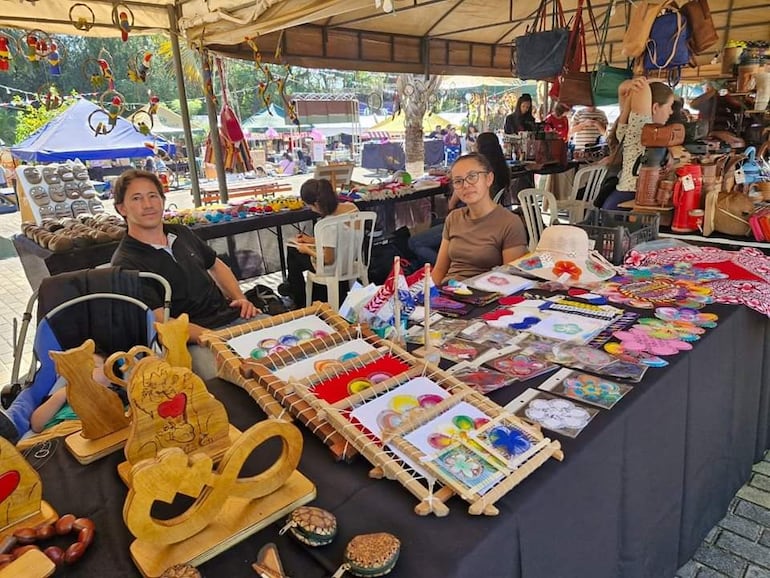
top-left (13, 96), bottom-right (74, 143)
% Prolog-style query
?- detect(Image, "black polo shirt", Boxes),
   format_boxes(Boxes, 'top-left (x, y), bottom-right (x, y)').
top-left (111, 223), bottom-right (239, 329)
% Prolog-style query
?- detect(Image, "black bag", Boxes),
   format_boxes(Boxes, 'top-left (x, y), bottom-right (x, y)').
top-left (367, 227), bottom-right (416, 286)
top-left (514, 0), bottom-right (569, 81)
top-left (244, 284), bottom-right (289, 316)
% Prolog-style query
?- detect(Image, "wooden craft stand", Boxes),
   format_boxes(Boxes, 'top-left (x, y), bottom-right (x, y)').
top-left (115, 353), bottom-right (241, 484)
top-left (241, 324), bottom-right (389, 461)
top-left (289, 345), bottom-right (563, 516)
top-left (0, 438), bottom-right (58, 544)
top-left (201, 302), bottom-right (353, 419)
top-left (117, 357), bottom-right (315, 577)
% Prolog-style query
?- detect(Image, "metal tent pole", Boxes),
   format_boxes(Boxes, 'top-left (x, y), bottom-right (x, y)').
top-left (167, 5), bottom-right (201, 206)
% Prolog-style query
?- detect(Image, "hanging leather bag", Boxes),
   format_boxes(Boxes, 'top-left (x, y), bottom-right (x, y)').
top-left (641, 123), bottom-right (686, 147)
top-left (681, 0), bottom-right (718, 54)
top-left (622, 0), bottom-right (673, 58)
top-left (514, 0), bottom-right (570, 81)
top-left (555, 0), bottom-right (599, 106)
top-left (591, 0), bottom-right (633, 105)
top-left (643, 4), bottom-right (692, 72)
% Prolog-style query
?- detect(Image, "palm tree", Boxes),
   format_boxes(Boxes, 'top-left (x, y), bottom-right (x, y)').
top-left (396, 74), bottom-right (441, 176)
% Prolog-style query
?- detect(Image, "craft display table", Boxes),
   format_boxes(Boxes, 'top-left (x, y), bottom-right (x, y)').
top-left (26, 303), bottom-right (770, 578)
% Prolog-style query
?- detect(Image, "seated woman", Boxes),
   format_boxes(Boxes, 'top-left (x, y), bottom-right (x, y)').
top-left (431, 153), bottom-right (528, 284)
top-left (408, 133), bottom-right (510, 266)
top-left (600, 78), bottom-right (674, 210)
top-left (278, 178), bottom-right (358, 307)
top-left (278, 152), bottom-right (296, 175)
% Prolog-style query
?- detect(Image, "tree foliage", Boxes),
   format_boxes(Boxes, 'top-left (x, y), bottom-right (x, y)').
top-left (13, 96), bottom-right (72, 143)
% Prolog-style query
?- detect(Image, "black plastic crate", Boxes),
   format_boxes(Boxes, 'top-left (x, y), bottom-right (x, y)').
top-left (577, 209), bottom-right (659, 265)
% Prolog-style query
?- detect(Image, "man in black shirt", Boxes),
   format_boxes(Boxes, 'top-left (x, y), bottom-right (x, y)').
top-left (111, 169), bottom-right (259, 378)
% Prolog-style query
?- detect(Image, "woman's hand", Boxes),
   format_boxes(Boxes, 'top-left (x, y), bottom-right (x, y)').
top-left (296, 243), bottom-right (315, 257)
top-left (619, 77), bottom-right (648, 100)
top-left (295, 233), bottom-right (314, 244)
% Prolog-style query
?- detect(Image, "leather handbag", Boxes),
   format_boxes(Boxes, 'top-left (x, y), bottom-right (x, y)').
top-left (559, 71), bottom-right (595, 106)
top-left (681, 0), bottom-right (718, 54)
top-left (641, 123), bottom-right (686, 147)
top-left (622, 0), bottom-right (673, 58)
top-left (515, 0), bottom-right (569, 80)
top-left (644, 5), bottom-right (692, 71)
top-left (635, 166), bottom-right (662, 206)
top-left (592, 0), bottom-right (632, 105)
top-left (554, 0), bottom-right (599, 106)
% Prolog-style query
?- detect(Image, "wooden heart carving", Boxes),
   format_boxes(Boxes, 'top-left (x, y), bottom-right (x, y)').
top-left (158, 393), bottom-right (187, 419)
top-left (0, 470), bottom-right (20, 505)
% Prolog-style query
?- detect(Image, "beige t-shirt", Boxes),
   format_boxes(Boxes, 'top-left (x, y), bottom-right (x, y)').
top-left (442, 205), bottom-right (527, 282)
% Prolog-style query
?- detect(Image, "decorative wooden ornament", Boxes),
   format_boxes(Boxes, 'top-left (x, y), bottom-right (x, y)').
top-left (0, 438), bottom-right (57, 539)
top-left (251, 543), bottom-right (287, 578)
top-left (155, 314), bottom-right (193, 370)
top-left (124, 419), bottom-right (315, 577)
top-left (50, 339), bottom-right (131, 465)
top-left (117, 353), bottom-right (236, 483)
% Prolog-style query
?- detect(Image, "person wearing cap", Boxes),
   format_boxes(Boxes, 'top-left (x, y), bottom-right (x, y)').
top-left (431, 153), bottom-right (528, 285)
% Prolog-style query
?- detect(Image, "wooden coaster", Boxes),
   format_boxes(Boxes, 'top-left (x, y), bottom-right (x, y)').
top-left (129, 469), bottom-right (315, 578)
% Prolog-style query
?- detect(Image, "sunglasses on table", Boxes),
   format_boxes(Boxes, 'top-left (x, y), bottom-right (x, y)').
top-left (451, 170), bottom-right (489, 188)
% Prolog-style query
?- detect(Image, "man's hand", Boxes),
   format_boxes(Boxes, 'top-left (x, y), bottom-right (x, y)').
top-left (230, 298), bottom-right (260, 318)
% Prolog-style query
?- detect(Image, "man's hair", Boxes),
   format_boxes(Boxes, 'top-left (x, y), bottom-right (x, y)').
top-left (113, 169), bottom-right (165, 208)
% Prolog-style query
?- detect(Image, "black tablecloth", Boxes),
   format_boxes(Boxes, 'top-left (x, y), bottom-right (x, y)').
top-left (25, 303), bottom-right (770, 577)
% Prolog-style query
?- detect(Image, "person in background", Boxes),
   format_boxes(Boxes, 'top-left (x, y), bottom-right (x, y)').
top-left (278, 152), bottom-right (296, 175)
top-left (443, 125), bottom-right (461, 147)
top-left (143, 156), bottom-right (156, 173)
top-left (504, 93), bottom-right (536, 134)
top-left (278, 179), bottom-right (359, 308)
top-left (668, 98), bottom-right (690, 125)
top-left (476, 132), bottom-right (511, 197)
top-left (545, 103), bottom-right (571, 142)
top-left (428, 125), bottom-right (443, 139)
top-left (465, 124), bottom-right (479, 152)
top-left (431, 153), bottom-right (528, 284)
top-left (570, 105), bottom-right (608, 152)
top-left (600, 79), bottom-right (674, 210)
top-left (110, 169), bottom-right (260, 380)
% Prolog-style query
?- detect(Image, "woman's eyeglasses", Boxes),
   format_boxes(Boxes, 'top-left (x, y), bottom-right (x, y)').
top-left (451, 170), bottom-right (489, 188)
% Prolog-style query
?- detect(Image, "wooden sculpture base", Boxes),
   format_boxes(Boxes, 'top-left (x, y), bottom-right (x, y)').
top-left (129, 470), bottom-right (316, 578)
top-left (0, 501), bottom-right (58, 540)
top-left (117, 424), bottom-right (242, 485)
top-left (0, 548), bottom-right (56, 578)
top-left (65, 426), bottom-right (130, 465)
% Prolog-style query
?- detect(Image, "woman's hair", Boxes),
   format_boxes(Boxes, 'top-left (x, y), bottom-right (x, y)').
top-left (475, 133), bottom-right (511, 195)
top-left (300, 178), bottom-right (338, 216)
top-left (113, 169), bottom-right (165, 207)
top-left (650, 81), bottom-right (674, 107)
top-left (516, 93), bottom-right (533, 114)
top-left (554, 102), bottom-right (571, 116)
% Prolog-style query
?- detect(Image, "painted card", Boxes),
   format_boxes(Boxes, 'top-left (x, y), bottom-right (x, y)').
top-left (524, 311), bottom-right (611, 344)
top-left (349, 376), bottom-right (450, 440)
top-left (437, 337), bottom-right (493, 364)
top-left (431, 443), bottom-right (506, 496)
top-left (449, 363), bottom-right (517, 394)
top-left (459, 321), bottom-right (519, 346)
top-left (403, 401), bottom-right (492, 457)
top-left (506, 389), bottom-right (598, 438)
top-left (466, 271), bottom-right (535, 296)
top-left (538, 368), bottom-right (632, 410)
top-left (272, 338), bottom-right (377, 382)
top-left (226, 315), bottom-right (335, 358)
top-left (484, 351), bottom-right (558, 381)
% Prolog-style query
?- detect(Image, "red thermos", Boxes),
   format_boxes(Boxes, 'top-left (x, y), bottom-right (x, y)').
top-left (671, 164), bottom-right (703, 233)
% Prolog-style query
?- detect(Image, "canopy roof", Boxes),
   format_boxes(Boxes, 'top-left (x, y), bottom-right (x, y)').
top-left (370, 111), bottom-right (453, 133)
top-left (0, 0), bottom-right (765, 77)
top-left (12, 98), bottom-right (175, 162)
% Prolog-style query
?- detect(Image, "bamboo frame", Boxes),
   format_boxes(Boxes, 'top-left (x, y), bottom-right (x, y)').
top-left (294, 344), bottom-right (563, 517)
top-left (201, 303), bottom-right (352, 419)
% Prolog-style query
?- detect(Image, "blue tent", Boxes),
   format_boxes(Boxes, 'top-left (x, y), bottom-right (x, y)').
top-left (12, 98), bottom-right (176, 163)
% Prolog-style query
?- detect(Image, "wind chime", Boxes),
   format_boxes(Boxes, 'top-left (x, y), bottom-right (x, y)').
top-left (245, 36), bottom-right (300, 128)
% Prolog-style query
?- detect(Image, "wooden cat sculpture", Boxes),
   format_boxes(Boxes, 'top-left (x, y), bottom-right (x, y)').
top-left (50, 339), bottom-right (129, 440)
top-left (155, 313), bottom-right (192, 370)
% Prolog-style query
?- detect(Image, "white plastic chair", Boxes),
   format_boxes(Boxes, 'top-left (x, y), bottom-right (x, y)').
top-left (517, 188), bottom-right (558, 251)
top-left (555, 165), bottom-right (607, 224)
top-left (305, 211), bottom-right (377, 311)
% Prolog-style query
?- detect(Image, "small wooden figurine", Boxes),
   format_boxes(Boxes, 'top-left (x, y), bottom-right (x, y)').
top-left (50, 339), bottom-right (131, 464)
top-left (155, 314), bottom-right (192, 370)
